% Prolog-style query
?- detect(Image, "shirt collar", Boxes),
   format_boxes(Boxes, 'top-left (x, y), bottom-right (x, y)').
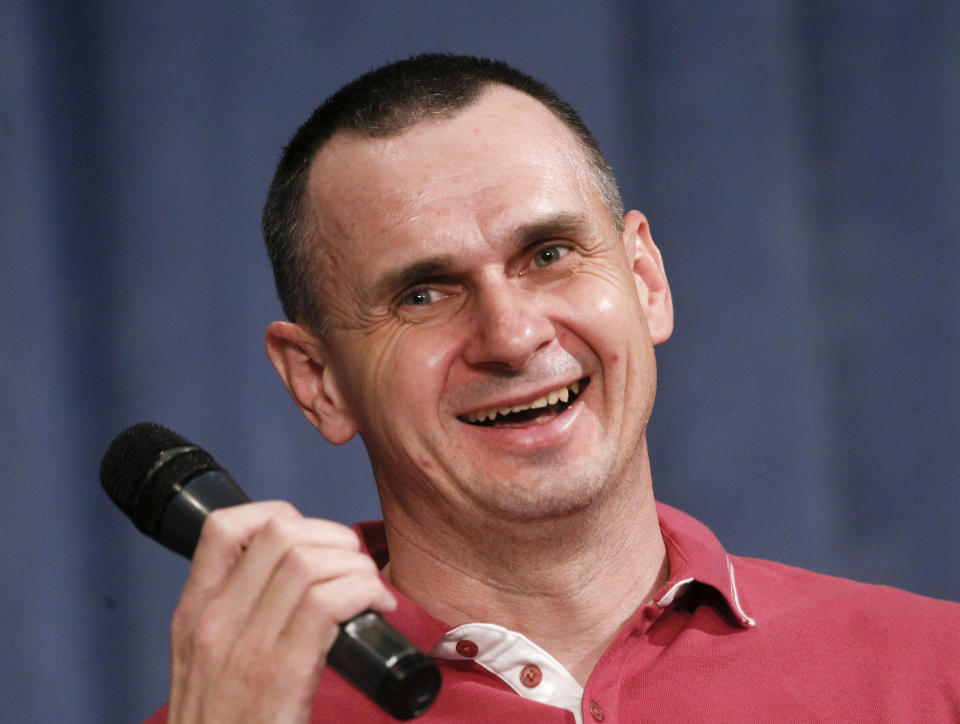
top-left (653, 502), bottom-right (756, 627)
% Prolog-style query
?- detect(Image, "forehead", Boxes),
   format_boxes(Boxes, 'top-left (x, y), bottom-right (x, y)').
top-left (305, 86), bottom-right (605, 289)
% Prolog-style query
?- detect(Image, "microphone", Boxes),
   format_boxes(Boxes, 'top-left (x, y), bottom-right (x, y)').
top-left (99, 422), bottom-right (440, 721)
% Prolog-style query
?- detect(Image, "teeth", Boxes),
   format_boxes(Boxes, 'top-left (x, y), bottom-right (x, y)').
top-left (464, 381), bottom-right (582, 423)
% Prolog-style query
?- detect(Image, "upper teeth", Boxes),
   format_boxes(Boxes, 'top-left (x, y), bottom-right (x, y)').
top-left (464, 380), bottom-right (581, 423)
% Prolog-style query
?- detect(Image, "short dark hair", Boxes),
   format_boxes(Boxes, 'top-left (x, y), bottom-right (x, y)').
top-left (262, 53), bottom-right (624, 334)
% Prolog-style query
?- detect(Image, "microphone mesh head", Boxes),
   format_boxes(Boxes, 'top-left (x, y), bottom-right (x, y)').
top-left (100, 422), bottom-right (220, 538)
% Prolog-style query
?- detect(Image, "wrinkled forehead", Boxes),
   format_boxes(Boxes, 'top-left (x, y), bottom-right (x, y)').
top-left (301, 86), bottom-right (606, 308)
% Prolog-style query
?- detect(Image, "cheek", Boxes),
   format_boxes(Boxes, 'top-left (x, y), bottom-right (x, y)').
top-left (594, 293), bottom-right (617, 317)
top-left (564, 276), bottom-right (638, 341)
top-left (368, 327), bottom-right (463, 414)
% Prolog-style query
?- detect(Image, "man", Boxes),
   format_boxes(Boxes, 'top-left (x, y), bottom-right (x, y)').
top-left (150, 55), bottom-right (959, 723)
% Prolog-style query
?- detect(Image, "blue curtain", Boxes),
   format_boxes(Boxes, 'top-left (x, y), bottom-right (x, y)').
top-left (2, 2), bottom-right (957, 721)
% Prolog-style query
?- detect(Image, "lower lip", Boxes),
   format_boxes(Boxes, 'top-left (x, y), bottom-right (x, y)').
top-left (459, 394), bottom-right (588, 452)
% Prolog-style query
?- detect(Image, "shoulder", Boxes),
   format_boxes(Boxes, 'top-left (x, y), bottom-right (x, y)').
top-left (719, 555), bottom-right (960, 717)
top-left (732, 554), bottom-right (960, 660)
top-left (732, 554), bottom-right (960, 615)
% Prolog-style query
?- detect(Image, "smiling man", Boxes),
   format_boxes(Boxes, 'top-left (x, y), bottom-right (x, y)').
top-left (150, 55), bottom-right (959, 723)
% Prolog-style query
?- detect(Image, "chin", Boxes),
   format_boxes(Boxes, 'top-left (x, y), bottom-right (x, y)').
top-left (466, 466), bottom-right (610, 523)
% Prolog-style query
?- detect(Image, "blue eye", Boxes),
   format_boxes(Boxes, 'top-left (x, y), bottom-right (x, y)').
top-left (533, 245), bottom-right (567, 267)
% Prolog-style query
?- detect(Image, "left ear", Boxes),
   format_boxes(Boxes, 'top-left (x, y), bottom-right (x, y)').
top-left (264, 321), bottom-right (360, 445)
top-left (623, 210), bottom-right (673, 345)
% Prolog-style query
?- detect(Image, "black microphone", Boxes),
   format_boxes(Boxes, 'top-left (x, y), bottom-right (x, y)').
top-left (99, 422), bottom-right (440, 721)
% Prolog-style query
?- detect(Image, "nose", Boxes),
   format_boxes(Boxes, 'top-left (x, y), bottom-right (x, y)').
top-left (462, 280), bottom-right (555, 371)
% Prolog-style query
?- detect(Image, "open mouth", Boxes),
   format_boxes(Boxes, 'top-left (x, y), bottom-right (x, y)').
top-left (459, 378), bottom-right (589, 427)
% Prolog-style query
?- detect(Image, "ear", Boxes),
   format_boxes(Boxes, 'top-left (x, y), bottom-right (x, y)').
top-left (264, 321), bottom-right (358, 445)
top-left (623, 210), bottom-right (673, 345)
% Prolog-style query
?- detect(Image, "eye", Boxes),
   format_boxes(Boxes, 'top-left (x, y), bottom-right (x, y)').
top-left (400, 287), bottom-right (444, 306)
top-left (532, 245), bottom-right (568, 268)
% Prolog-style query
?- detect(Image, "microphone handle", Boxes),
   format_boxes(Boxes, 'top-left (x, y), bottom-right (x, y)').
top-left (162, 470), bottom-right (440, 720)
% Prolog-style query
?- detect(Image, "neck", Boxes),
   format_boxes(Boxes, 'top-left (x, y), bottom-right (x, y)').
top-left (379, 445), bottom-right (667, 685)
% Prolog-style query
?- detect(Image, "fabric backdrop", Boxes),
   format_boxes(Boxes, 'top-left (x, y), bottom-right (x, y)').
top-left (2, 2), bottom-right (957, 721)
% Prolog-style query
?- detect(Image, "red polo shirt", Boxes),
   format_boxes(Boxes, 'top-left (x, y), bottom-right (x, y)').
top-left (146, 504), bottom-right (960, 722)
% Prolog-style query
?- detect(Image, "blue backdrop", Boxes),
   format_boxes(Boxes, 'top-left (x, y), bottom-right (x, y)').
top-left (2, 2), bottom-right (958, 721)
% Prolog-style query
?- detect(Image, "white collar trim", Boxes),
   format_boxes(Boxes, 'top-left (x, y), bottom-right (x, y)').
top-left (655, 576), bottom-right (695, 605)
top-left (727, 556), bottom-right (757, 626)
top-left (431, 622), bottom-right (584, 724)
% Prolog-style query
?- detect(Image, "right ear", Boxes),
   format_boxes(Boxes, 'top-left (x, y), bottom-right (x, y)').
top-left (264, 321), bottom-right (358, 445)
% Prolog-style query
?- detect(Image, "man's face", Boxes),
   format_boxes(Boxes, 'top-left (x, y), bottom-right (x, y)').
top-left (300, 86), bottom-right (671, 526)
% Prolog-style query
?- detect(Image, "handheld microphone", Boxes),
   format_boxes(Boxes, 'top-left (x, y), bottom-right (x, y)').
top-left (99, 422), bottom-right (440, 721)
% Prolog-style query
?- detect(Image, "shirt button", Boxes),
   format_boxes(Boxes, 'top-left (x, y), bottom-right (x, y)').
top-left (455, 639), bottom-right (479, 658)
top-left (589, 699), bottom-right (605, 721)
top-left (519, 664), bottom-right (543, 688)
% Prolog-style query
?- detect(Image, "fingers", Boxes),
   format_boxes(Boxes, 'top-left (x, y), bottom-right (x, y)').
top-left (198, 514), bottom-right (364, 637)
top-left (174, 503), bottom-right (360, 632)
top-left (167, 501), bottom-right (395, 724)
top-left (273, 550), bottom-right (398, 657)
top-left (185, 500), bottom-right (354, 595)
top-left (251, 541), bottom-right (395, 642)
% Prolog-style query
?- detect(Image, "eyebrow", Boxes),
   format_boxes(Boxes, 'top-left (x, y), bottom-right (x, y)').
top-left (507, 212), bottom-right (594, 248)
top-left (367, 211), bottom-right (595, 303)
top-left (367, 256), bottom-right (460, 305)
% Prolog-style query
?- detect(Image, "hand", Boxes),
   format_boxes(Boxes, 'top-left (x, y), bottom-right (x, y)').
top-left (166, 501), bottom-right (397, 723)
